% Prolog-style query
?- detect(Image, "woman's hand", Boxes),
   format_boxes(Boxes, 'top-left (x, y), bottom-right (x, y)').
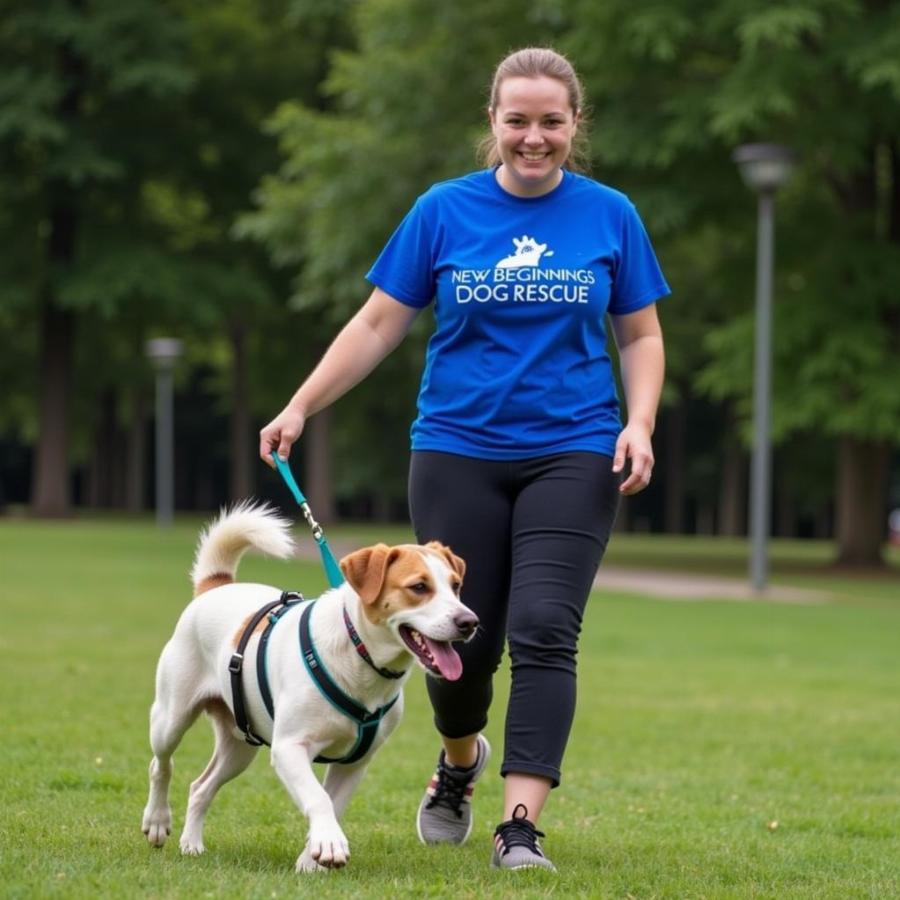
top-left (259, 405), bottom-right (306, 468)
top-left (612, 420), bottom-right (654, 495)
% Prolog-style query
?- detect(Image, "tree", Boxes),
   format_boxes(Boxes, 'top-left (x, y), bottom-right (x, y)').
top-left (0, 0), bottom-right (192, 515)
top-left (0, 0), bottom-right (350, 514)
top-left (568, 0), bottom-right (900, 564)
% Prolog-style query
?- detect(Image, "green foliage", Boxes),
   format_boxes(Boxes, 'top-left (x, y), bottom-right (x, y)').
top-left (0, 0), bottom-right (349, 468)
top-left (564, 0), bottom-right (900, 448)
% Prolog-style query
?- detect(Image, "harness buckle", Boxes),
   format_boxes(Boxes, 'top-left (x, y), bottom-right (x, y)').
top-left (228, 652), bottom-right (244, 675)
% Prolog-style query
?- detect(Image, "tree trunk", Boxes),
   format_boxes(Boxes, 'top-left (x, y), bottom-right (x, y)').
top-left (304, 406), bottom-right (336, 524)
top-left (31, 300), bottom-right (74, 516)
top-left (228, 320), bottom-right (253, 502)
top-left (31, 20), bottom-right (83, 517)
top-left (663, 405), bottom-right (686, 533)
top-left (834, 436), bottom-right (889, 566)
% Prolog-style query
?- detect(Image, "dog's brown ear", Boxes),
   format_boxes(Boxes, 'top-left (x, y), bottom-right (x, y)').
top-left (340, 544), bottom-right (398, 605)
top-left (425, 541), bottom-right (466, 579)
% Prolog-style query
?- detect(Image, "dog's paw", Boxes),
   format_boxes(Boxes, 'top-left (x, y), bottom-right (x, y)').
top-left (295, 845), bottom-right (329, 873)
top-left (303, 825), bottom-right (350, 870)
top-left (179, 831), bottom-right (205, 856)
top-left (141, 806), bottom-right (172, 848)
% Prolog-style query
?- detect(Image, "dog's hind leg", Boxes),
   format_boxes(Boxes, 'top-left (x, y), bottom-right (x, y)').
top-left (179, 698), bottom-right (259, 856)
top-left (322, 760), bottom-right (370, 822)
top-left (142, 694), bottom-right (202, 848)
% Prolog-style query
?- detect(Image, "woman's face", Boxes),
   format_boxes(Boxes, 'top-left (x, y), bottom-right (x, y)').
top-left (490, 75), bottom-right (579, 198)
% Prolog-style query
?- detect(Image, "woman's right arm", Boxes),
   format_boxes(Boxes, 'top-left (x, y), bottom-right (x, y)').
top-left (259, 287), bottom-right (421, 464)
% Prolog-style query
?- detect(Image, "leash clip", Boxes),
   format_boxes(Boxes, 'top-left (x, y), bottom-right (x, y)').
top-left (270, 452), bottom-right (344, 588)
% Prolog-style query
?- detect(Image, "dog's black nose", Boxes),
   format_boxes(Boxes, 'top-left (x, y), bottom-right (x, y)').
top-left (454, 610), bottom-right (479, 636)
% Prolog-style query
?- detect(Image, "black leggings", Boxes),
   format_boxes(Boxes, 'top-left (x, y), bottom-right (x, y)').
top-left (408, 450), bottom-right (620, 787)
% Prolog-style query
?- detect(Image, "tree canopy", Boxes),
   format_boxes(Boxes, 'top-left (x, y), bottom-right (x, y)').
top-left (2, 0), bottom-right (898, 563)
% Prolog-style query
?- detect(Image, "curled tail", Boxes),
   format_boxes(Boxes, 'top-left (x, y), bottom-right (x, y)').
top-left (191, 501), bottom-right (295, 596)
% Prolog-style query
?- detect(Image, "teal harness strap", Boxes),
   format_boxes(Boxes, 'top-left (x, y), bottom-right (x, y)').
top-left (298, 601), bottom-right (399, 765)
top-left (271, 453), bottom-right (344, 588)
top-left (269, 454), bottom-right (394, 763)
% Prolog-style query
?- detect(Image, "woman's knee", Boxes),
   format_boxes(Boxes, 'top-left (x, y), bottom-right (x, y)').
top-left (507, 594), bottom-right (584, 670)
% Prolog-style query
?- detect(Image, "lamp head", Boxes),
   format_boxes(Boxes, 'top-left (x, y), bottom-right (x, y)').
top-left (146, 337), bottom-right (183, 371)
top-left (732, 143), bottom-right (796, 193)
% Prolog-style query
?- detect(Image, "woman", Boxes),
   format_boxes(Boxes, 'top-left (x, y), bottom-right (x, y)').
top-left (259, 46), bottom-right (669, 872)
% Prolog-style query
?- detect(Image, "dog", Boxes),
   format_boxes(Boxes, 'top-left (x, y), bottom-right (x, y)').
top-left (141, 502), bottom-right (477, 872)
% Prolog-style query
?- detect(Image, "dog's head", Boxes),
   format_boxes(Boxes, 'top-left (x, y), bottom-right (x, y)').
top-left (339, 541), bottom-right (477, 681)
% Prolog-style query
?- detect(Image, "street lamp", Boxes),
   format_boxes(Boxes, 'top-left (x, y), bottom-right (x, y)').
top-left (732, 143), bottom-right (796, 593)
top-left (146, 337), bottom-right (183, 527)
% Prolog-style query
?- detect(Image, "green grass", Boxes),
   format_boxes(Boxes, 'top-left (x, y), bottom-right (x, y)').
top-left (1, 516), bottom-right (898, 898)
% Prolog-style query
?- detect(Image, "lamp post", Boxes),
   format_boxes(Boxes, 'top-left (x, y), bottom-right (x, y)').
top-left (732, 143), bottom-right (796, 593)
top-left (146, 337), bottom-right (183, 527)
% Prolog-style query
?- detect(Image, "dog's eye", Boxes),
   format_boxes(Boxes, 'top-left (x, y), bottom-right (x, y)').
top-left (409, 582), bottom-right (430, 594)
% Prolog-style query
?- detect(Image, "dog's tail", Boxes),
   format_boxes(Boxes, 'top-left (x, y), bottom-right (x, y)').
top-left (191, 501), bottom-right (295, 596)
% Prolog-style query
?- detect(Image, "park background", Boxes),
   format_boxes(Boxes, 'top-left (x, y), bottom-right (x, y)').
top-left (2, 4), bottom-right (900, 898)
top-left (1, 0), bottom-right (899, 569)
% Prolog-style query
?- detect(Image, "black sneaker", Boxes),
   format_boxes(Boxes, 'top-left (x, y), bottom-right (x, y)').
top-left (416, 735), bottom-right (491, 844)
top-left (490, 803), bottom-right (557, 871)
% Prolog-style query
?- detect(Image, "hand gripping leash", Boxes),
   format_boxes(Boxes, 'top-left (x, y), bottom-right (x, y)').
top-left (270, 453), bottom-right (345, 588)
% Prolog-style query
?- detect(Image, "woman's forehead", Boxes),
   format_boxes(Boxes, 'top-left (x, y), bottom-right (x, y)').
top-left (495, 76), bottom-right (571, 112)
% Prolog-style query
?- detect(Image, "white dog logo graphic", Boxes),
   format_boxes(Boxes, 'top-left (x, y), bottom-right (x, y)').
top-left (495, 235), bottom-right (555, 269)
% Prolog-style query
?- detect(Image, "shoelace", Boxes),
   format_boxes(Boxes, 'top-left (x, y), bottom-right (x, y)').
top-left (495, 804), bottom-right (546, 855)
top-left (426, 757), bottom-right (472, 817)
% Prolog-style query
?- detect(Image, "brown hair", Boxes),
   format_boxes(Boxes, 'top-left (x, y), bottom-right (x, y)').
top-left (476, 47), bottom-right (591, 173)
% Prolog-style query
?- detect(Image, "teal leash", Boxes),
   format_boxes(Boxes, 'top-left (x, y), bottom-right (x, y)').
top-left (270, 453), bottom-right (345, 588)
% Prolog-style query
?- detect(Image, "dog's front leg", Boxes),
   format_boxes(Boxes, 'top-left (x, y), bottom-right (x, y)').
top-left (270, 739), bottom-right (350, 872)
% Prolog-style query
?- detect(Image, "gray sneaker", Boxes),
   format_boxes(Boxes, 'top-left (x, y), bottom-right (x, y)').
top-left (490, 803), bottom-right (557, 871)
top-left (416, 735), bottom-right (491, 845)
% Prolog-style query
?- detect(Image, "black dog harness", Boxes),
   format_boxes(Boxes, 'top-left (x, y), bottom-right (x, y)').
top-left (229, 593), bottom-right (401, 764)
top-left (229, 591), bottom-right (303, 747)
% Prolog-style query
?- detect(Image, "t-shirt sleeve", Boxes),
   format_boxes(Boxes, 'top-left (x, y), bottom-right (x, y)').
top-left (608, 202), bottom-right (671, 315)
top-left (366, 198), bottom-right (436, 308)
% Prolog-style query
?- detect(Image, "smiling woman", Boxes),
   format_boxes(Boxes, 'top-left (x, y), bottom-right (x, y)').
top-left (477, 46), bottom-right (592, 183)
top-left (259, 46), bottom-right (670, 873)
top-left (489, 75), bottom-right (577, 197)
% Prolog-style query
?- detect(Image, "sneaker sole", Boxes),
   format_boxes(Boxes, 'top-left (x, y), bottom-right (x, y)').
top-left (490, 855), bottom-right (557, 872)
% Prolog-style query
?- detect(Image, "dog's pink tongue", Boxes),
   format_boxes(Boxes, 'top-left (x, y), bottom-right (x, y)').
top-left (424, 637), bottom-right (463, 681)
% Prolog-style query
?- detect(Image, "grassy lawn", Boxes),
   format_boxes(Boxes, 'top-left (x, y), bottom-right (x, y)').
top-left (1, 515), bottom-right (898, 898)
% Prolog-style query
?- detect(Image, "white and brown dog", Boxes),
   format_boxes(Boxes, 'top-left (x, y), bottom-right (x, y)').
top-left (141, 502), bottom-right (477, 872)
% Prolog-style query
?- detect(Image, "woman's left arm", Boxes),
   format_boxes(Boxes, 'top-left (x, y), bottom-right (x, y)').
top-left (609, 303), bottom-right (665, 495)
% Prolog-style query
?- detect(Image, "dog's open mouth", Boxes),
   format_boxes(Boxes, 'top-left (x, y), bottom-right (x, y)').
top-left (398, 626), bottom-right (463, 681)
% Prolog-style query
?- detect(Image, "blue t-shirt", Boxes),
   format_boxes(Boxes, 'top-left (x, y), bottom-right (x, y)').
top-left (366, 168), bottom-right (670, 460)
